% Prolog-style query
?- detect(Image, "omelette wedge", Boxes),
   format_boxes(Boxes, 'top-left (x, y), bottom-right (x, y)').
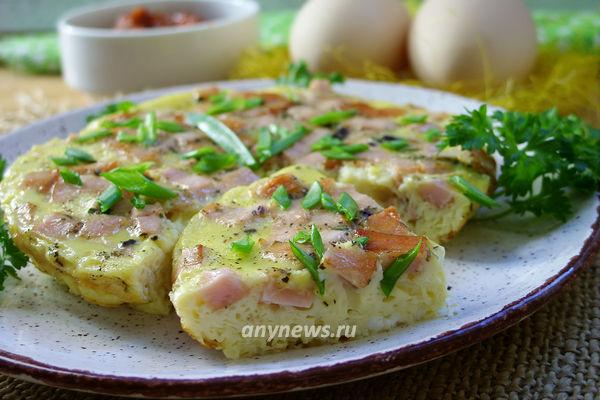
top-left (171, 165), bottom-right (446, 358)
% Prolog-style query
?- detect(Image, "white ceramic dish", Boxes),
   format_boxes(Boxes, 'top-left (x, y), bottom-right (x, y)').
top-left (58, 0), bottom-right (259, 95)
top-left (0, 80), bottom-right (598, 398)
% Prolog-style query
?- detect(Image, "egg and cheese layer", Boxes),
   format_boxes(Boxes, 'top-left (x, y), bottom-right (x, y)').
top-left (0, 112), bottom-right (259, 314)
top-left (171, 165), bottom-right (446, 358)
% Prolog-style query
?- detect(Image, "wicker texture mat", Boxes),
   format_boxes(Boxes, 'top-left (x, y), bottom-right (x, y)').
top-left (1, 256), bottom-right (598, 400)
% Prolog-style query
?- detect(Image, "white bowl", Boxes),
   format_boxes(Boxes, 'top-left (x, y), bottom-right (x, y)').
top-left (58, 0), bottom-right (259, 95)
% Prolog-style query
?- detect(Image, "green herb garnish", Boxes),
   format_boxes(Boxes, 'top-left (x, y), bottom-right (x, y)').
top-left (293, 230), bottom-right (311, 243)
top-left (182, 146), bottom-right (216, 160)
top-left (65, 148), bottom-right (95, 163)
top-left (320, 192), bottom-right (337, 211)
top-left (424, 128), bottom-right (442, 142)
top-left (98, 184), bottom-right (122, 213)
top-left (186, 113), bottom-right (256, 167)
top-left (131, 195), bottom-right (146, 210)
top-left (302, 181), bottom-right (323, 209)
top-left (101, 117), bottom-right (141, 129)
top-left (157, 120), bottom-right (186, 133)
top-left (59, 169), bottom-right (82, 186)
top-left (277, 61), bottom-right (344, 87)
top-left (101, 169), bottom-right (176, 200)
top-left (193, 153), bottom-right (237, 174)
top-left (336, 192), bottom-right (359, 221)
top-left (310, 225), bottom-right (324, 260)
top-left (380, 239), bottom-right (422, 297)
top-left (206, 96), bottom-right (263, 115)
top-left (116, 131), bottom-right (140, 143)
top-left (0, 157), bottom-right (29, 291)
top-left (231, 235), bottom-right (255, 254)
top-left (75, 129), bottom-right (112, 143)
top-left (448, 175), bottom-right (499, 208)
top-left (381, 138), bottom-right (409, 151)
top-left (311, 135), bottom-right (343, 151)
top-left (255, 125), bottom-right (309, 164)
top-left (86, 100), bottom-right (135, 123)
top-left (441, 106), bottom-right (600, 220)
top-left (397, 114), bottom-right (428, 126)
top-left (272, 185), bottom-right (292, 210)
top-left (354, 236), bottom-right (369, 249)
top-left (289, 240), bottom-right (325, 295)
top-left (310, 110), bottom-right (356, 127)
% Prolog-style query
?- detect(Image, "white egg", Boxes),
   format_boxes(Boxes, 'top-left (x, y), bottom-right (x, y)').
top-left (408, 0), bottom-right (538, 86)
top-left (290, 0), bottom-right (411, 72)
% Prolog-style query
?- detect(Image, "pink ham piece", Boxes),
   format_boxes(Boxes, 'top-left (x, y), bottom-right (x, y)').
top-left (131, 203), bottom-right (163, 235)
top-left (22, 170), bottom-right (58, 192)
top-left (417, 180), bottom-right (455, 209)
top-left (218, 168), bottom-right (259, 189)
top-left (198, 268), bottom-right (249, 310)
top-left (162, 168), bottom-right (216, 200)
top-left (260, 279), bottom-right (313, 308)
top-left (35, 213), bottom-right (81, 238)
top-left (322, 246), bottom-right (378, 288)
top-left (79, 214), bottom-right (126, 238)
top-left (172, 244), bottom-right (203, 282)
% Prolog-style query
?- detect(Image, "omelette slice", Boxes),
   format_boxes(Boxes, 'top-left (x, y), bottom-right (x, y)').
top-left (171, 165), bottom-right (446, 358)
top-left (179, 82), bottom-right (496, 242)
top-left (0, 110), bottom-right (259, 314)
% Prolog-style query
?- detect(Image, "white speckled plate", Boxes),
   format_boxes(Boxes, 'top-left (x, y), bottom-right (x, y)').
top-left (0, 80), bottom-right (598, 398)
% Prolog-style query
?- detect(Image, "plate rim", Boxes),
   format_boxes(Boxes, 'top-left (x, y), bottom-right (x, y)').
top-left (0, 79), bottom-right (598, 398)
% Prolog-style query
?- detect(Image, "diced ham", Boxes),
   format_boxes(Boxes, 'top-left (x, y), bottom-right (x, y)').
top-left (344, 117), bottom-right (396, 132)
top-left (50, 174), bottom-right (111, 202)
top-left (341, 102), bottom-right (405, 118)
top-left (35, 213), bottom-right (81, 238)
top-left (16, 203), bottom-right (36, 224)
top-left (79, 214), bottom-right (126, 238)
top-left (217, 167), bottom-right (259, 189)
top-left (284, 128), bottom-right (329, 162)
top-left (367, 207), bottom-right (411, 235)
top-left (286, 105), bottom-right (321, 121)
top-left (81, 175), bottom-right (111, 193)
top-left (162, 168), bottom-right (217, 200)
top-left (322, 246), bottom-right (378, 288)
top-left (357, 228), bottom-right (427, 268)
top-left (22, 170), bottom-right (58, 192)
top-left (260, 241), bottom-right (295, 261)
top-left (131, 203), bottom-right (163, 217)
top-left (417, 180), bottom-right (455, 209)
top-left (260, 279), bottom-right (314, 308)
top-left (172, 244), bottom-right (204, 282)
top-left (198, 268), bottom-right (249, 310)
top-left (255, 173), bottom-right (306, 198)
top-left (134, 215), bottom-right (162, 235)
top-left (73, 161), bottom-right (118, 175)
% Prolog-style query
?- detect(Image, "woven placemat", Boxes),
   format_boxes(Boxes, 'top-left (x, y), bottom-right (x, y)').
top-left (0, 72), bottom-right (598, 400)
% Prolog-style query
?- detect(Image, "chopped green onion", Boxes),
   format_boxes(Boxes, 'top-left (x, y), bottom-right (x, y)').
top-left (186, 113), bottom-right (256, 167)
top-left (116, 131), bottom-right (140, 143)
top-left (311, 135), bottom-right (342, 151)
top-left (310, 110), bottom-right (356, 126)
top-left (272, 185), bottom-right (292, 210)
top-left (267, 126), bottom-right (309, 160)
top-left (354, 236), bottom-right (369, 249)
top-left (289, 240), bottom-right (324, 295)
top-left (336, 192), bottom-right (359, 221)
top-left (380, 239), bottom-right (422, 297)
top-left (293, 230), bottom-right (311, 244)
top-left (321, 148), bottom-right (357, 160)
top-left (397, 114), bottom-right (428, 126)
top-left (131, 195), bottom-right (146, 210)
top-left (143, 112), bottom-right (158, 146)
top-left (277, 61), bottom-right (344, 87)
top-left (157, 120), bottom-right (186, 133)
top-left (100, 117), bottom-right (141, 129)
top-left (302, 181), bottom-right (323, 209)
top-left (51, 156), bottom-right (78, 166)
top-left (193, 153), bottom-right (237, 174)
top-left (112, 162), bottom-right (154, 173)
top-left (98, 184), bottom-right (122, 213)
top-left (75, 129), bottom-right (112, 143)
top-left (424, 128), bottom-right (442, 142)
top-left (340, 143), bottom-right (369, 154)
top-left (206, 97), bottom-right (263, 115)
top-left (86, 100), bottom-right (135, 123)
top-left (448, 175), bottom-right (499, 208)
top-left (101, 170), bottom-right (177, 200)
top-left (65, 148), bottom-right (95, 163)
top-left (231, 235), bottom-right (255, 254)
top-left (310, 225), bottom-right (324, 260)
top-left (381, 138), bottom-right (409, 151)
top-left (182, 146), bottom-right (216, 160)
top-left (255, 127), bottom-right (272, 162)
top-left (59, 169), bottom-right (82, 186)
top-left (320, 192), bottom-right (337, 211)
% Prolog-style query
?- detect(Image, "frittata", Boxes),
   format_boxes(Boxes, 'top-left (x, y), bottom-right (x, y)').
top-left (171, 165), bottom-right (446, 358)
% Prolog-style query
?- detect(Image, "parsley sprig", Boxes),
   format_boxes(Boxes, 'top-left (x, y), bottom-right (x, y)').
top-left (277, 61), bottom-right (344, 87)
top-left (441, 106), bottom-right (600, 220)
top-left (0, 157), bottom-right (29, 291)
